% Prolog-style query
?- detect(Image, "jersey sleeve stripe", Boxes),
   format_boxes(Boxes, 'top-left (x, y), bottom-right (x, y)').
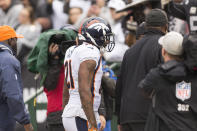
top-left (91, 57), bottom-right (101, 103)
top-left (69, 60), bottom-right (75, 89)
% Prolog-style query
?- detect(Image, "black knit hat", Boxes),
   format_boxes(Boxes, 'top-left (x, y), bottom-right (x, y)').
top-left (145, 9), bottom-right (168, 27)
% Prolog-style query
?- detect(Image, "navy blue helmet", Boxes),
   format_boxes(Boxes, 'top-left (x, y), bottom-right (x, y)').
top-left (78, 17), bottom-right (115, 52)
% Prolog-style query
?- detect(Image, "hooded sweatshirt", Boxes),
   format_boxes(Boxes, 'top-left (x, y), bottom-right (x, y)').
top-left (139, 60), bottom-right (197, 131)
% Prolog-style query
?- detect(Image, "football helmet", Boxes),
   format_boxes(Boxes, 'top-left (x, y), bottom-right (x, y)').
top-left (78, 17), bottom-right (115, 52)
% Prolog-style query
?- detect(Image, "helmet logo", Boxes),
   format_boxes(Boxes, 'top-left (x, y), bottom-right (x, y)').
top-left (88, 23), bottom-right (110, 35)
top-left (86, 20), bottom-right (100, 28)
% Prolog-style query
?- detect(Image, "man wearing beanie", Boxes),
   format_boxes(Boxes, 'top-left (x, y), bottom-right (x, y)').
top-left (0, 25), bottom-right (33, 131)
top-left (139, 31), bottom-right (197, 131)
top-left (115, 9), bottom-right (168, 131)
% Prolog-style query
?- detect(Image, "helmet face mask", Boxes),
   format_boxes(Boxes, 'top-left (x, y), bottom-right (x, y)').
top-left (78, 17), bottom-right (115, 52)
top-left (104, 33), bottom-right (115, 52)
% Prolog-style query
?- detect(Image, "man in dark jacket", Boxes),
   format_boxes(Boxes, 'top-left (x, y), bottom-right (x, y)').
top-left (115, 9), bottom-right (168, 131)
top-left (0, 25), bottom-right (33, 131)
top-left (139, 31), bottom-right (197, 131)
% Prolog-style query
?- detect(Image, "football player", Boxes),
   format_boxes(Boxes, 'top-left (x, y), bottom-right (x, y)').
top-left (62, 17), bottom-right (115, 131)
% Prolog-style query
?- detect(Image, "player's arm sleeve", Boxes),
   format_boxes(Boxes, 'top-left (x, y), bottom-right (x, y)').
top-left (138, 68), bottom-right (159, 98)
top-left (1, 65), bottom-right (30, 125)
top-left (167, 1), bottom-right (186, 20)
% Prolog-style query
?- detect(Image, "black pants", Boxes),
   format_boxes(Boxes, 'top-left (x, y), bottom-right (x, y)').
top-left (46, 111), bottom-right (64, 131)
top-left (121, 122), bottom-right (145, 131)
top-left (47, 123), bottom-right (64, 131)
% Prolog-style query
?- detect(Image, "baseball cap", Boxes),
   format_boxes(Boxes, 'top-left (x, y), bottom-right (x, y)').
top-left (0, 25), bottom-right (24, 41)
top-left (145, 9), bottom-right (168, 27)
top-left (158, 31), bottom-right (183, 55)
top-left (108, 0), bottom-right (126, 11)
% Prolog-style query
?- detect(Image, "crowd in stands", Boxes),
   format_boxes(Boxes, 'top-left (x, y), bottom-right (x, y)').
top-left (0, 0), bottom-right (189, 64)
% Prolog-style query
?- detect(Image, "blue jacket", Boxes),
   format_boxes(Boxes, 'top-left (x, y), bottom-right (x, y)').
top-left (0, 42), bottom-right (30, 129)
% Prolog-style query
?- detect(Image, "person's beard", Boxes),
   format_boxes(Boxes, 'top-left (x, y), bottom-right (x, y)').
top-left (10, 43), bottom-right (17, 56)
top-left (8, 39), bottom-right (17, 56)
top-left (12, 44), bottom-right (17, 56)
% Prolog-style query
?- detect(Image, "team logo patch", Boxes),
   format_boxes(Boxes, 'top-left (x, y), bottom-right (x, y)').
top-left (176, 81), bottom-right (191, 101)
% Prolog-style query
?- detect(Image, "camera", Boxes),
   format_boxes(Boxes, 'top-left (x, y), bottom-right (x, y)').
top-left (49, 34), bottom-right (76, 57)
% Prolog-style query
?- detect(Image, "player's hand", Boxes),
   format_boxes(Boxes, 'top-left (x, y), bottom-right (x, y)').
top-left (99, 115), bottom-right (106, 131)
top-left (88, 127), bottom-right (98, 131)
top-left (24, 123), bottom-right (34, 131)
top-left (161, 0), bottom-right (171, 9)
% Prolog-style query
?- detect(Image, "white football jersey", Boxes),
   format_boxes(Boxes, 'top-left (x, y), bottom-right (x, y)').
top-left (62, 42), bottom-right (103, 121)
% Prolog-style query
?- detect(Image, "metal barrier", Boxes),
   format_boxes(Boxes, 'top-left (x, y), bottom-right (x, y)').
top-left (24, 87), bottom-right (46, 131)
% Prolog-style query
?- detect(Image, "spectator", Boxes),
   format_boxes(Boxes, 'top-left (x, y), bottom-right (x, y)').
top-left (21, 0), bottom-right (31, 6)
top-left (139, 31), bottom-right (197, 131)
top-left (35, 0), bottom-right (53, 30)
top-left (103, 0), bottom-right (129, 62)
top-left (51, 0), bottom-right (68, 29)
top-left (0, 25), bottom-right (33, 131)
top-left (21, 0), bottom-right (53, 30)
top-left (16, 6), bottom-right (42, 63)
top-left (96, 0), bottom-right (113, 26)
top-left (0, 0), bottom-right (23, 28)
top-left (72, 0), bottom-right (111, 28)
top-left (68, 6), bottom-right (83, 25)
top-left (70, 0), bottom-right (99, 27)
top-left (69, 0), bottom-right (91, 14)
top-left (115, 9), bottom-right (168, 131)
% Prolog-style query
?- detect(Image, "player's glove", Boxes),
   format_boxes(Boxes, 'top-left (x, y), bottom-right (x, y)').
top-left (161, 0), bottom-right (172, 9)
top-left (88, 127), bottom-right (98, 131)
